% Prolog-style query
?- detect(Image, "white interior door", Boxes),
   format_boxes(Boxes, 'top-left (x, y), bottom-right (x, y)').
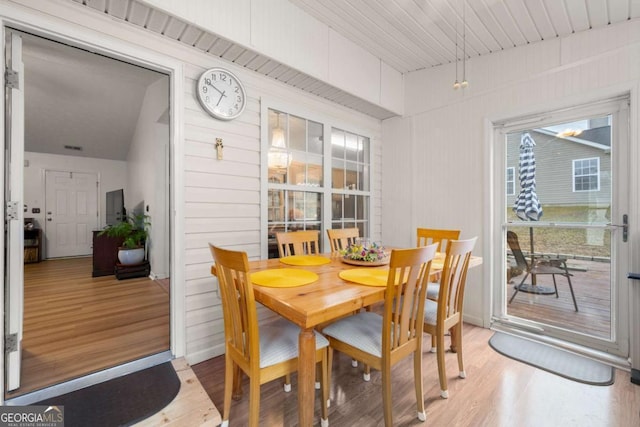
top-left (45, 170), bottom-right (98, 258)
top-left (5, 30), bottom-right (25, 391)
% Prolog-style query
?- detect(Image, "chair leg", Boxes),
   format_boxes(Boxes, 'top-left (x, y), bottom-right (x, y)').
top-left (222, 354), bottom-right (234, 427)
top-left (232, 363), bottom-right (243, 400)
top-left (509, 272), bottom-right (530, 303)
top-left (248, 377), bottom-right (261, 427)
top-left (284, 373), bottom-right (291, 392)
top-left (430, 334), bottom-right (436, 353)
top-left (381, 360), bottom-right (393, 427)
top-left (455, 322), bottom-right (466, 379)
top-left (436, 330), bottom-right (448, 398)
top-left (552, 275), bottom-right (559, 298)
top-left (414, 344), bottom-right (426, 422)
top-left (566, 274), bottom-right (579, 312)
top-left (321, 349), bottom-right (329, 426)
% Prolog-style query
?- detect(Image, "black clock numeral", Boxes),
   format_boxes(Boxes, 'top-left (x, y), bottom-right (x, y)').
top-left (205, 96), bottom-right (210, 103)
top-left (201, 86), bottom-right (208, 93)
top-left (205, 78), bottom-right (211, 85)
top-left (220, 74), bottom-right (227, 82)
top-left (234, 87), bottom-right (240, 93)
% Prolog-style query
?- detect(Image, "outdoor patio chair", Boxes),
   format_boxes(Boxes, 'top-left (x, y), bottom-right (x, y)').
top-left (506, 230), bottom-right (578, 311)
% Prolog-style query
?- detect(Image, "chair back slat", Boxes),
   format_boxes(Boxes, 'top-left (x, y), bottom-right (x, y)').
top-left (437, 238), bottom-right (477, 323)
top-left (326, 228), bottom-right (359, 255)
top-left (383, 244), bottom-right (438, 352)
top-left (416, 228), bottom-right (461, 252)
top-left (210, 245), bottom-right (259, 368)
top-left (506, 231), bottom-right (530, 269)
top-left (275, 230), bottom-right (320, 257)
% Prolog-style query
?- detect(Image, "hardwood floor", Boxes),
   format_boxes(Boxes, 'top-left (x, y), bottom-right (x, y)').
top-left (6, 257), bottom-right (170, 399)
top-left (193, 324), bottom-right (640, 426)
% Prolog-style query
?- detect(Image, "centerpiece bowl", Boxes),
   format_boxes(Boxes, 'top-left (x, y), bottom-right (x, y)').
top-left (340, 239), bottom-right (389, 266)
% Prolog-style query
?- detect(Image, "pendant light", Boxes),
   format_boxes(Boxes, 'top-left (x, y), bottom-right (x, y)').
top-left (268, 112), bottom-right (292, 169)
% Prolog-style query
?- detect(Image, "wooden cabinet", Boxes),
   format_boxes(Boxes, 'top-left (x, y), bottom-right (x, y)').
top-left (24, 228), bottom-right (42, 263)
top-left (92, 230), bottom-right (123, 277)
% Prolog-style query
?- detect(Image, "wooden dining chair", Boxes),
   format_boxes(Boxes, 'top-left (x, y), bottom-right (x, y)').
top-left (422, 237), bottom-right (477, 399)
top-left (326, 228), bottom-right (359, 255)
top-left (210, 244), bottom-right (329, 427)
top-left (416, 228), bottom-right (461, 301)
top-left (275, 230), bottom-right (321, 257)
top-left (506, 230), bottom-right (578, 311)
top-left (322, 244), bottom-right (439, 426)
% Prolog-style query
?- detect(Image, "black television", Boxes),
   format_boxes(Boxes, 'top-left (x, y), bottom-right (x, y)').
top-left (106, 189), bottom-right (125, 226)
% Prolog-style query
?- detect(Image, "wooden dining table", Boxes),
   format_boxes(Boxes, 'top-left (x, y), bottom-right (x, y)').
top-left (213, 252), bottom-right (482, 426)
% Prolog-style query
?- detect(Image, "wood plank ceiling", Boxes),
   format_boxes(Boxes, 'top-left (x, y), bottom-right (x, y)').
top-left (72, 0), bottom-right (639, 119)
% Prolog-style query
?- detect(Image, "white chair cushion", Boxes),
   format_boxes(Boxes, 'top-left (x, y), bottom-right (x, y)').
top-left (424, 298), bottom-right (438, 326)
top-left (322, 311), bottom-right (383, 358)
top-left (426, 282), bottom-right (440, 300)
top-left (259, 317), bottom-right (328, 368)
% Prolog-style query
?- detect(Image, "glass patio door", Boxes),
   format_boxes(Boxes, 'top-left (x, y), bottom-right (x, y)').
top-left (493, 96), bottom-right (630, 359)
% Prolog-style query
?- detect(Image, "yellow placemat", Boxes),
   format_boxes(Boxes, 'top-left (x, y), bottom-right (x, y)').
top-left (251, 268), bottom-right (319, 288)
top-left (339, 268), bottom-right (389, 287)
top-left (279, 255), bottom-right (331, 266)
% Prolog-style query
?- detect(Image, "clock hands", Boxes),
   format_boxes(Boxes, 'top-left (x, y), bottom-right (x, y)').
top-left (216, 90), bottom-right (227, 106)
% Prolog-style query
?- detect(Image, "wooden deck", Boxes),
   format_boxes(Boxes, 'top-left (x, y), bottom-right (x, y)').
top-left (507, 258), bottom-right (612, 339)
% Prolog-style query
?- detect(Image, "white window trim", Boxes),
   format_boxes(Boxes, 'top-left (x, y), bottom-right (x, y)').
top-left (260, 98), bottom-right (374, 258)
top-left (572, 157), bottom-right (601, 192)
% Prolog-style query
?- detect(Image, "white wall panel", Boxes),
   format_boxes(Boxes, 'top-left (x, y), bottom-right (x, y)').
top-left (250, 0), bottom-right (329, 81)
top-left (379, 57), bottom-right (403, 114)
top-left (387, 18), bottom-right (640, 329)
top-left (328, 28), bottom-right (380, 105)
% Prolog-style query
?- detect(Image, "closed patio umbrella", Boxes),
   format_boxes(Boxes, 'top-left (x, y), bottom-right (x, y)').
top-left (512, 132), bottom-right (552, 294)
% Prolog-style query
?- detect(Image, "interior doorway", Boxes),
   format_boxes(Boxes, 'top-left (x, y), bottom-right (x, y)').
top-left (4, 29), bottom-right (172, 400)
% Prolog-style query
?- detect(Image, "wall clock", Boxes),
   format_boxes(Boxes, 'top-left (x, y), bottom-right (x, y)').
top-left (196, 67), bottom-right (247, 120)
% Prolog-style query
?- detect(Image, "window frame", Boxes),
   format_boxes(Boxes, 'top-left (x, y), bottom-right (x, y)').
top-left (572, 157), bottom-right (601, 192)
top-left (261, 101), bottom-right (373, 258)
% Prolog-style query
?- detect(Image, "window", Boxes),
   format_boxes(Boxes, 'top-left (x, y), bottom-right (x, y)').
top-left (573, 158), bottom-right (600, 192)
top-left (266, 108), bottom-right (371, 258)
top-left (506, 167), bottom-right (515, 196)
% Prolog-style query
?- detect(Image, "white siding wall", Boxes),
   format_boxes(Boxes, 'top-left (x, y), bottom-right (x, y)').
top-left (2, 0), bottom-right (382, 365)
top-left (384, 19), bottom-right (640, 327)
top-left (142, 0), bottom-right (404, 114)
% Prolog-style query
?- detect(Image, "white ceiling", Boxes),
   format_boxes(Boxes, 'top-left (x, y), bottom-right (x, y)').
top-left (291, 0), bottom-right (640, 74)
top-left (21, 32), bottom-right (166, 160)
top-left (69, 0), bottom-right (639, 119)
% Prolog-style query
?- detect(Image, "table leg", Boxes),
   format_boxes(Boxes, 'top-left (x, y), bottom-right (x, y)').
top-left (298, 327), bottom-right (316, 426)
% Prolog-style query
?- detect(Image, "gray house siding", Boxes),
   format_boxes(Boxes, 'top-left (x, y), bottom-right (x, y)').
top-left (506, 129), bottom-right (611, 209)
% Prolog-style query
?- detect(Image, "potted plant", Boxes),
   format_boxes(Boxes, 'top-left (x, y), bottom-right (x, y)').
top-left (99, 213), bottom-right (150, 265)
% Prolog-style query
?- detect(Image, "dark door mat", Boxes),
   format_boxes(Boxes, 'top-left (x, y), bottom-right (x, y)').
top-left (35, 362), bottom-right (180, 426)
top-left (489, 332), bottom-right (614, 386)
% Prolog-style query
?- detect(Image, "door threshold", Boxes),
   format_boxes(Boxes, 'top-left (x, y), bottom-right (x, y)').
top-left (4, 351), bottom-right (172, 406)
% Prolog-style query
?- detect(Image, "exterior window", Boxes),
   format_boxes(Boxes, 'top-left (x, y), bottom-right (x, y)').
top-left (573, 158), bottom-right (600, 192)
top-left (266, 108), bottom-right (371, 257)
top-left (506, 167), bottom-right (515, 196)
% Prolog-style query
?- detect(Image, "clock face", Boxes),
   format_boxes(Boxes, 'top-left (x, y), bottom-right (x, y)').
top-left (196, 67), bottom-right (247, 120)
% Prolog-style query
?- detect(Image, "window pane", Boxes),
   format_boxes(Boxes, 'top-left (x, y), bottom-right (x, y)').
top-left (289, 115), bottom-right (306, 151)
top-left (345, 161), bottom-right (358, 189)
top-left (308, 120), bottom-right (323, 155)
top-left (307, 154), bottom-right (323, 186)
top-left (344, 195), bottom-right (355, 219)
top-left (345, 132), bottom-right (358, 161)
top-left (358, 136), bottom-right (369, 163)
top-left (332, 194), bottom-right (343, 220)
top-left (332, 129), bottom-right (345, 159)
top-left (356, 195), bottom-right (369, 220)
top-left (332, 159), bottom-right (345, 189)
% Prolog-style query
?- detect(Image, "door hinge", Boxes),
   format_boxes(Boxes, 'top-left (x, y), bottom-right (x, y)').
top-left (5, 201), bottom-right (20, 221)
top-left (5, 333), bottom-right (18, 353)
top-left (5, 68), bottom-right (19, 89)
